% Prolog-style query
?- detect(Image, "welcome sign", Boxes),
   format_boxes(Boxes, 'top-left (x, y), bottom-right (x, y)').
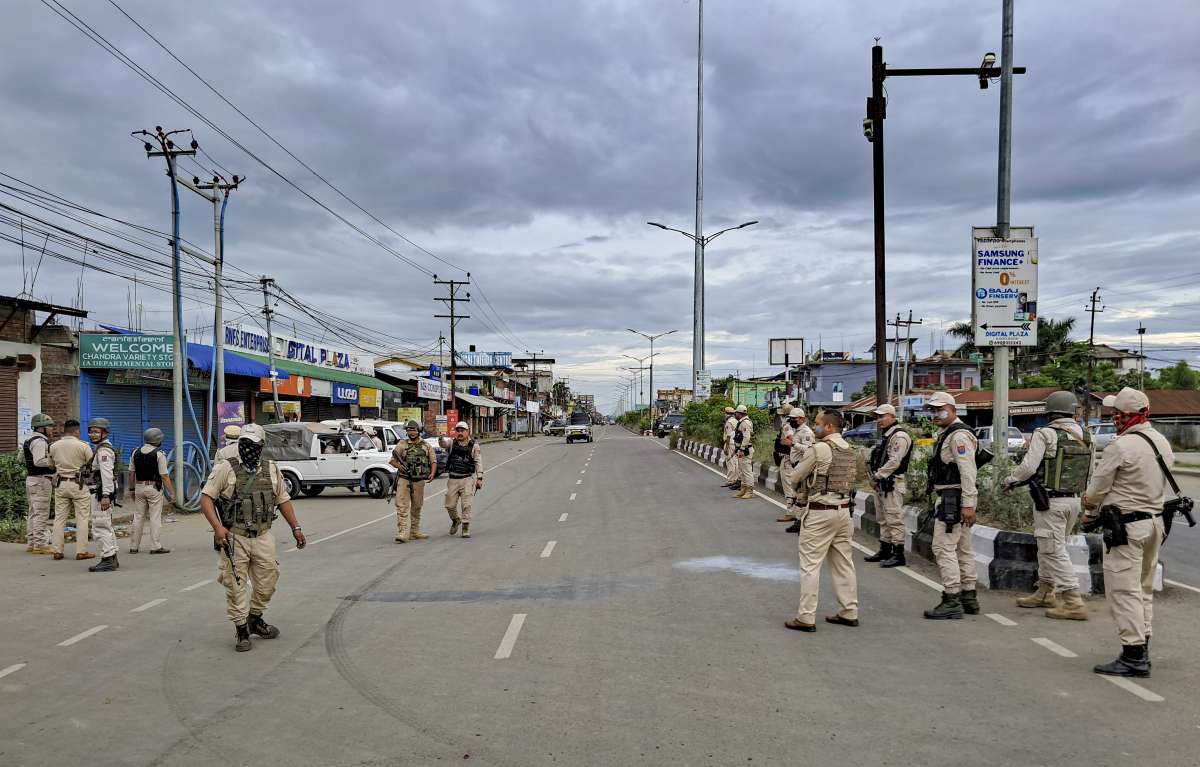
top-left (80, 334), bottom-right (174, 369)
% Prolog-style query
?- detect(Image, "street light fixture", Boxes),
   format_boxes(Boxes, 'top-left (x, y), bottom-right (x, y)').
top-left (646, 220), bottom-right (758, 398)
top-left (622, 353), bottom-right (657, 411)
top-left (627, 328), bottom-right (678, 423)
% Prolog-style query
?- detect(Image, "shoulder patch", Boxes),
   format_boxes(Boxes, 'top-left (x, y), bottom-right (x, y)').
top-left (956, 443), bottom-right (968, 456)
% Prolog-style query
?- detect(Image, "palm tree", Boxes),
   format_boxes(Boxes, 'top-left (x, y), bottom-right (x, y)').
top-left (946, 321), bottom-right (976, 358)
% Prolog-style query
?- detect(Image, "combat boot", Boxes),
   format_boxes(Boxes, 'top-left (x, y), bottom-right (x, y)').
top-left (736, 487), bottom-right (755, 500)
top-left (461, 522), bottom-right (471, 539)
top-left (410, 527), bottom-right (430, 541)
top-left (721, 481), bottom-right (738, 488)
top-left (1093, 644), bottom-right (1150, 678)
top-left (880, 543), bottom-right (907, 569)
top-left (449, 517), bottom-right (462, 536)
top-left (1016, 580), bottom-right (1057, 609)
top-left (960, 589), bottom-right (980, 615)
top-left (923, 591), bottom-right (964, 620)
top-left (75, 552), bottom-right (95, 561)
top-left (864, 542), bottom-right (892, 563)
top-left (247, 612), bottom-right (280, 639)
top-left (234, 623), bottom-right (252, 652)
top-left (1045, 590), bottom-right (1088, 621)
top-left (88, 554), bottom-right (119, 572)
top-left (729, 482), bottom-right (742, 492)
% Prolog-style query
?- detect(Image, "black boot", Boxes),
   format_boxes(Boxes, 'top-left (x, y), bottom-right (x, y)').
top-left (923, 591), bottom-right (964, 620)
top-left (88, 554), bottom-right (119, 572)
top-left (235, 623), bottom-right (252, 652)
top-left (880, 543), bottom-right (907, 569)
top-left (960, 589), bottom-right (980, 615)
top-left (785, 519), bottom-right (803, 534)
top-left (1093, 644), bottom-right (1150, 678)
top-left (864, 542), bottom-right (891, 563)
top-left (247, 612), bottom-right (280, 639)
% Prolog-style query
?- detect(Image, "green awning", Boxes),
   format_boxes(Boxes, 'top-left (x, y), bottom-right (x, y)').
top-left (241, 354), bottom-right (403, 393)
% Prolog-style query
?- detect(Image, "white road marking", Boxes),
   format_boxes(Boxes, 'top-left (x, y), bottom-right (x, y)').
top-left (180, 579), bottom-right (214, 592)
top-left (1164, 578), bottom-right (1200, 595)
top-left (1102, 676), bottom-right (1164, 703)
top-left (1031, 637), bottom-right (1078, 658)
top-left (0, 663), bottom-right (27, 679)
top-left (987, 613), bottom-right (1018, 626)
top-left (540, 540), bottom-right (557, 558)
top-left (569, 493), bottom-right (577, 501)
top-left (893, 567), bottom-right (944, 592)
top-left (58, 625), bottom-right (108, 647)
top-left (576, 479), bottom-right (582, 485)
top-left (494, 613), bottom-right (527, 659)
top-left (580, 469), bottom-right (586, 474)
top-left (558, 513), bottom-right (568, 522)
top-left (131, 598), bottom-right (168, 613)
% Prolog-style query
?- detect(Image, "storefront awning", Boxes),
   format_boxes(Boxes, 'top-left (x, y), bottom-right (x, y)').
top-left (186, 343), bottom-right (289, 380)
top-left (454, 391), bottom-right (514, 409)
top-left (239, 353), bottom-right (402, 393)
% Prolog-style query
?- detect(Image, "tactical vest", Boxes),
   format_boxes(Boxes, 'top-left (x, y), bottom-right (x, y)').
top-left (868, 425), bottom-right (913, 477)
top-left (399, 440), bottom-right (432, 480)
top-left (446, 439), bottom-right (477, 478)
top-left (819, 441), bottom-right (857, 496)
top-left (88, 442), bottom-right (115, 498)
top-left (22, 434), bottom-right (52, 476)
top-left (220, 456), bottom-right (278, 533)
top-left (1038, 425), bottom-right (1092, 494)
top-left (133, 447), bottom-right (163, 489)
top-left (928, 423), bottom-right (973, 487)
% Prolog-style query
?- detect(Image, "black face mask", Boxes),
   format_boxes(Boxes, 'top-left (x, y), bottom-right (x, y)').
top-left (239, 439), bottom-right (264, 470)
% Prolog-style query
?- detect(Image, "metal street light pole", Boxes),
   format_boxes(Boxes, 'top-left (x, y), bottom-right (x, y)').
top-left (628, 328), bottom-right (677, 423)
top-left (693, 0), bottom-right (705, 408)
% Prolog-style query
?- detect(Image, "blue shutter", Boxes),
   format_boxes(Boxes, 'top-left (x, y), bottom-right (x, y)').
top-left (146, 388), bottom-right (208, 452)
top-left (80, 371), bottom-right (143, 463)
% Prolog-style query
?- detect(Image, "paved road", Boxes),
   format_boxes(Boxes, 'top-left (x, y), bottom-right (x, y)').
top-left (1159, 473), bottom-right (1200, 590)
top-left (1, 426), bottom-right (1198, 766)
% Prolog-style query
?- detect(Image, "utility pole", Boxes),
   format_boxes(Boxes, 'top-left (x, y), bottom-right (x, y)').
top-left (693, 0), bottom-right (705, 401)
top-left (434, 274), bottom-right (471, 411)
top-left (888, 313), bottom-right (902, 405)
top-left (526, 349), bottom-right (544, 435)
top-left (869, 41), bottom-right (889, 416)
top-left (1084, 287), bottom-right (1104, 425)
top-left (992, 0), bottom-right (1016, 461)
top-left (438, 333), bottom-right (446, 416)
top-left (260, 276), bottom-right (281, 420)
top-left (135, 126), bottom-right (196, 503)
top-left (1137, 323), bottom-right (1146, 389)
top-left (899, 310), bottom-right (923, 408)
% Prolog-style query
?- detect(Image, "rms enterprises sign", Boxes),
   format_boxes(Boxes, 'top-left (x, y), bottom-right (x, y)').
top-left (971, 226), bottom-right (1038, 348)
top-left (223, 324), bottom-right (374, 375)
top-left (80, 334), bottom-right (173, 369)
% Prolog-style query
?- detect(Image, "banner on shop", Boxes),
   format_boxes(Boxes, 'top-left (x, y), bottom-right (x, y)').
top-left (358, 388), bottom-right (381, 408)
top-left (396, 407), bottom-right (422, 426)
top-left (332, 383), bottom-right (360, 404)
top-left (217, 401), bottom-right (245, 431)
top-left (80, 334), bottom-right (173, 369)
top-left (418, 377), bottom-right (449, 400)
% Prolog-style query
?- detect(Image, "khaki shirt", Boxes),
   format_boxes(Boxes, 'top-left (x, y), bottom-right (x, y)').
top-left (201, 459), bottom-right (290, 505)
top-left (1010, 417), bottom-right (1083, 484)
top-left (48, 434), bottom-right (93, 477)
top-left (390, 438), bottom-right (437, 480)
top-left (1084, 423), bottom-right (1174, 515)
top-left (132, 444), bottom-right (170, 476)
top-left (722, 416), bottom-right (737, 448)
top-left (875, 426), bottom-right (913, 480)
top-left (25, 433), bottom-right (51, 469)
top-left (788, 423), bottom-right (816, 465)
top-left (214, 442), bottom-right (240, 464)
top-left (793, 432), bottom-right (852, 505)
top-left (93, 441), bottom-right (117, 496)
top-left (735, 417), bottom-right (754, 451)
top-left (933, 421), bottom-right (979, 507)
top-left (438, 436), bottom-right (484, 477)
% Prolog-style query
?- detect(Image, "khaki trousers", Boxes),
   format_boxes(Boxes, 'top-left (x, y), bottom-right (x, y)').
top-left (1104, 517), bottom-right (1161, 646)
top-left (218, 529), bottom-right (280, 625)
top-left (874, 479), bottom-right (907, 545)
top-left (780, 457), bottom-right (795, 502)
top-left (90, 498), bottom-right (119, 558)
top-left (395, 478), bottom-right (427, 536)
top-left (738, 448), bottom-right (755, 487)
top-left (1034, 496), bottom-right (1081, 593)
top-left (52, 479), bottom-right (92, 556)
top-left (932, 518), bottom-right (976, 594)
top-left (130, 484), bottom-right (165, 551)
top-left (796, 506), bottom-right (858, 623)
top-left (724, 448), bottom-right (739, 482)
top-left (445, 477), bottom-right (476, 522)
top-left (25, 476), bottom-right (52, 547)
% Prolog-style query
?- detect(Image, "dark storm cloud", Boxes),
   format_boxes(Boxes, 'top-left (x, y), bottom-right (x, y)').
top-left (2, 0), bottom-right (1198, 411)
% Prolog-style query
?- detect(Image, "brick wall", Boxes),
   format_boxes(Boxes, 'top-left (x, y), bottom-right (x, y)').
top-left (0, 308), bottom-right (33, 343)
top-left (40, 343), bottom-right (77, 425)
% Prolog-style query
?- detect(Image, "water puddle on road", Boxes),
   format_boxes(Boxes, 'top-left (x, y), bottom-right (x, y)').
top-left (674, 556), bottom-right (798, 582)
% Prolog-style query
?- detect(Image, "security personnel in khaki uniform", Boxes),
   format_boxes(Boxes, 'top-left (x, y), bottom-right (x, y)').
top-left (775, 404), bottom-right (796, 514)
top-left (733, 405), bottom-right (756, 499)
top-left (22, 414), bottom-right (56, 554)
top-left (1083, 387), bottom-right (1173, 678)
top-left (923, 392), bottom-right (980, 620)
top-left (83, 418), bottom-right (121, 572)
top-left (389, 420), bottom-right (437, 542)
top-left (214, 424), bottom-right (242, 464)
top-left (127, 428), bottom-right (176, 554)
top-left (439, 421), bottom-right (483, 538)
top-left (865, 404), bottom-right (913, 568)
top-left (784, 411), bottom-right (859, 632)
top-left (780, 406), bottom-right (815, 526)
top-left (200, 423), bottom-right (306, 652)
top-left (1005, 391), bottom-right (1090, 619)
top-left (721, 407), bottom-right (740, 488)
top-left (48, 419), bottom-right (93, 560)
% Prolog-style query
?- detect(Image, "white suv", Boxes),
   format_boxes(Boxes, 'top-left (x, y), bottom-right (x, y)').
top-left (564, 412), bottom-right (593, 443)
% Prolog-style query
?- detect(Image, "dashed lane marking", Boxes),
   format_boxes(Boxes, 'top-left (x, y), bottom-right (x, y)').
top-left (1102, 677), bottom-right (1164, 703)
top-left (1164, 578), bottom-right (1200, 595)
top-left (558, 513), bottom-right (568, 522)
top-left (576, 479), bottom-right (582, 485)
top-left (494, 613), bottom-right (527, 659)
top-left (569, 493), bottom-right (577, 501)
top-left (1031, 637), bottom-right (1078, 658)
top-left (580, 470), bottom-right (586, 474)
top-left (987, 613), bottom-right (1018, 626)
top-left (540, 540), bottom-right (557, 558)
top-left (180, 579), bottom-right (214, 592)
top-left (131, 598), bottom-right (168, 613)
top-left (0, 663), bottom-right (26, 679)
top-left (57, 625), bottom-right (108, 647)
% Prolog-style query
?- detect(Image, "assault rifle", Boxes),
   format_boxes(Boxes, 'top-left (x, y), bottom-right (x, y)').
top-left (1005, 476), bottom-right (1050, 512)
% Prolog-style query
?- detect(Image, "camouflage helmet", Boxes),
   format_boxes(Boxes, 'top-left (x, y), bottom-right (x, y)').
top-left (405, 420), bottom-right (421, 430)
top-left (88, 417), bottom-right (110, 431)
top-left (143, 427), bottom-right (165, 446)
top-left (31, 413), bottom-right (55, 429)
top-left (1044, 391), bottom-right (1078, 417)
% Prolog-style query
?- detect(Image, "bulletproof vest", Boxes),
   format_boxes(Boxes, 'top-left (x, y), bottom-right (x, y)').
top-left (446, 439), bottom-right (477, 478)
top-left (819, 441), bottom-right (857, 496)
top-left (928, 423), bottom-right (973, 487)
top-left (399, 440), bottom-right (431, 480)
top-left (1038, 425), bottom-right (1092, 494)
top-left (221, 456), bottom-right (278, 533)
top-left (869, 425), bottom-right (913, 476)
top-left (133, 447), bottom-right (163, 489)
top-left (22, 434), bottom-right (52, 476)
top-left (88, 442), bottom-right (115, 494)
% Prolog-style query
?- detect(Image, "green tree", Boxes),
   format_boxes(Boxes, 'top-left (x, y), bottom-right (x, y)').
top-left (1157, 360), bottom-right (1200, 390)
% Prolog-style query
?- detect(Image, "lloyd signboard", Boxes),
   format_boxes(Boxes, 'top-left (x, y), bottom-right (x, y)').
top-left (331, 383), bottom-right (360, 404)
top-left (223, 324), bottom-right (375, 375)
top-left (80, 334), bottom-right (174, 369)
top-left (971, 227), bottom-right (1038, 347)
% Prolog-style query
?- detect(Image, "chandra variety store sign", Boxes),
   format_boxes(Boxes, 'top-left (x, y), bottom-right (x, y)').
top-left (80, 334), bottom-right (173, 369)
top-left (223, 323), bottom-right (375, 375)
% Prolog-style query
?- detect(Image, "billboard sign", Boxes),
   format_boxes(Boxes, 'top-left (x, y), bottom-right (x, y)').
top-left (769, 338), bottom-right (804, 366)
top-left (80, 334), bottom-right (173, 369)
top-left (694, 369), bottom-right (712, 399)
top-left (331, 383), bottom-right (360, 404)
top-left (972, 227), bottom-right (1038, 347)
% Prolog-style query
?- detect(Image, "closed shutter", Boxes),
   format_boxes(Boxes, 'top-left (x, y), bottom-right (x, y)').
top-left (146, 388), bottom-right (208, 452)
top-left (80, 371), bottom-right (143, 462)
top-left (300, 397), bottom-right (333, 422)
top-left (0, 369), bottom-right (17, 453)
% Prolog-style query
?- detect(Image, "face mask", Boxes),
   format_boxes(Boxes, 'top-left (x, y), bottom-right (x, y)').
top-left (238, 439), bottom-right (264, 470)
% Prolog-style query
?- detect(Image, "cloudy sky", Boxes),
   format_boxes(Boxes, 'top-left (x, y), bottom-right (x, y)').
top-left (3, 0), bottom-right (1198, 412)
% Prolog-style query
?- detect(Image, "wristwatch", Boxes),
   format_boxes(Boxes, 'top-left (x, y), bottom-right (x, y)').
top-left (292, 526), bottom-right (302, 532)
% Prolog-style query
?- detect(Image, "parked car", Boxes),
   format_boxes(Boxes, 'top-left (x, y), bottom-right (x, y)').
top-left (974, 425), bottom-right (1026, 454)
top-left (322, 418), bottom-right (448, 477)
top-left (266, 422), bottom-right (398, 499)
top-left (1088, 422), bottom-right (1118, 452)
top-left (543, 419), bottom-right (567, 436)
top-left (842, 423), bottom-right (880, 448)
top-left (564, 411), bottom-right (593, 443)
top-left (656, 413), bottom-right (684, 438)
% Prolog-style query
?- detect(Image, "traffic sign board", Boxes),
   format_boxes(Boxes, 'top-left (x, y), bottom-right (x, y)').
top-left (971, 226), bottom-right (1038, 347)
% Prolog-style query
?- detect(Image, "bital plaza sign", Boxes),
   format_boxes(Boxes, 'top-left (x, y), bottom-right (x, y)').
top-left (223, 324), bottom-right (374, 375)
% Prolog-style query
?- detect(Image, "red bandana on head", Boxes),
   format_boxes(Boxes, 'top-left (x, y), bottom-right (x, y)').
top-left (1114, 409), bottom-right (1149, 435)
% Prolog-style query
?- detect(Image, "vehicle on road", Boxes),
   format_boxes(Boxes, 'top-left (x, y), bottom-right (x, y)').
top-left (265, 422), bottom-right (398, 499)
top-left (974, 425), bottom-right (1027, 454)
top-left (1088, 422), bottom-right (1118, 452)
top-left (655, 412), bottom-right (684, 438)
top-left (323, 418), bottom-right (448, 477)
top-left (564, 411), bottom-right (593, 443)
top-left (542, 419), bottom-right (567, 436)
top-left (842, 422), bottom-right (880, 448)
